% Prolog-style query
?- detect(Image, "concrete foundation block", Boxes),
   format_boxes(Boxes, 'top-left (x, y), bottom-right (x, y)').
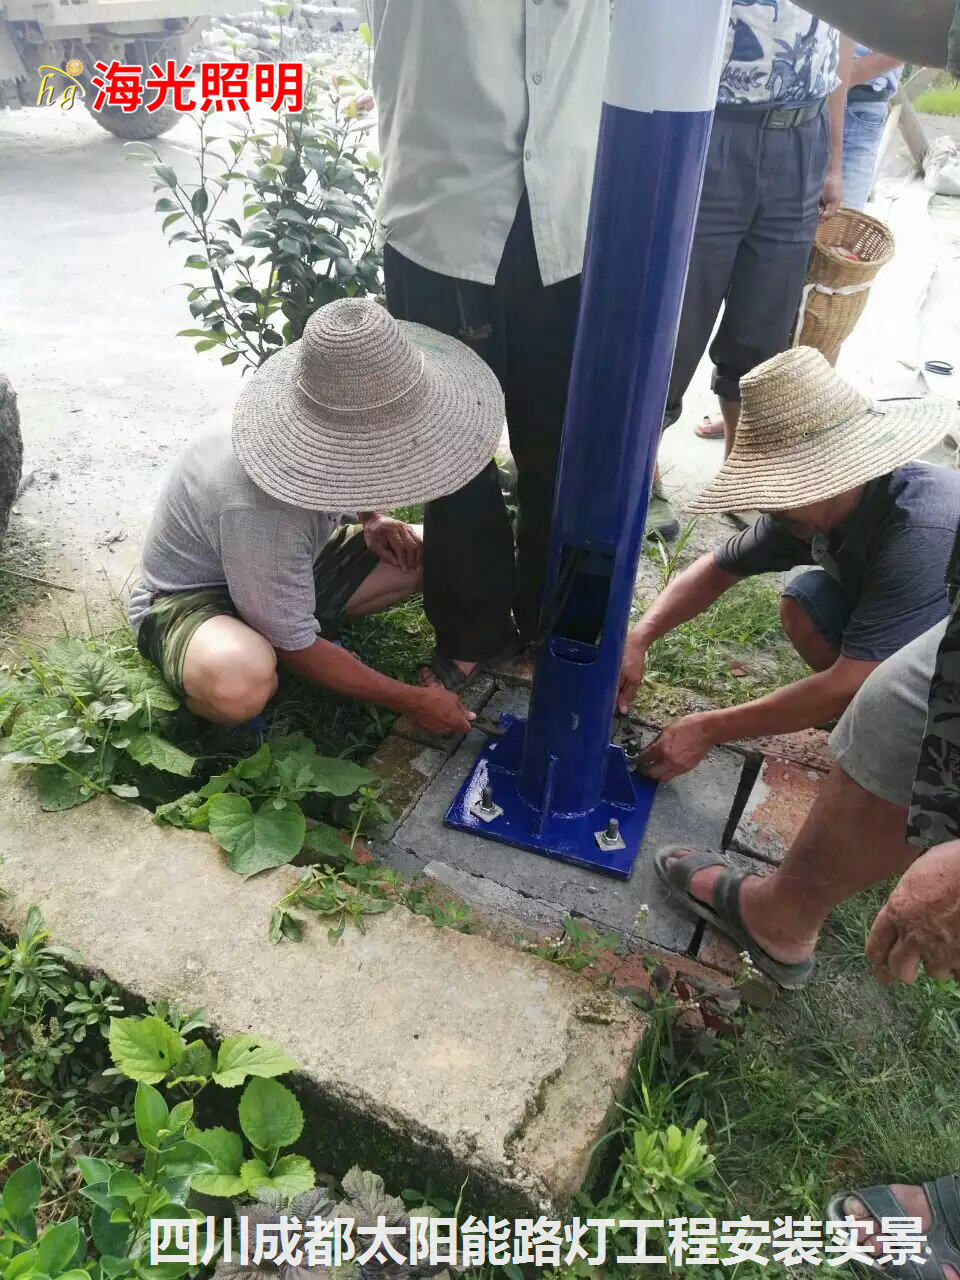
top-left (0, 766), bottom-right (644, 1212)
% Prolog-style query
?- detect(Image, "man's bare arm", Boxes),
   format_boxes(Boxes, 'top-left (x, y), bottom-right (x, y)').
top-left (849, 51), bottom-right (904, 86)
top-left (277, 637), bottom-right (472, 734)
top-left (797, 0), bottom-right (954, 70)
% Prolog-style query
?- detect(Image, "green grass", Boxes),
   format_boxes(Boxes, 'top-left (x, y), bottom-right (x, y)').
top-left (635, 576), bottom-right (808, 712)
top-left (641, 891), bottom-right (960, 1232)
top-left (915, 85), bottom-right (960, 116)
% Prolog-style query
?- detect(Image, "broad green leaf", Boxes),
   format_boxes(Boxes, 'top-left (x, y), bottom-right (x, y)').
top-left (98, 1258), bottom-right (135, 1280)
top-left (153, 792), bottom-right (211, 830)
top-left (187, 1126), bottom-right (244, 1196)
top-left (36, 1218), bottom-right (81, 1275)
top-left (58, 651), bottom-right (126, 701)
top-left (301, 822), bottom-right (351, 861)
top-left (3, 1160), bottom-right (41, 1224)
top-left (134, 1082), bottom-right (169, 1150)
top-left (166, 1100), bottom-right (195, 1132)
top-left (122, 666), bottom-right (179, 712)
top-left (124, 731), bottom-right (196, 778)
top-left (208, 793), bottom-right (306, 877)
top-left (305, 757), bottom-right (377, 797)
top-left (37, 766), bottom-right (93, 812)
top-left (41, 637), bottom-right (89, 670)
top-left (232, 743), bottom-right (272, 779)
top-left (156, 1141), bottom-right (216, 1180)
top-left (106, 1171), bottom-right (143, 1201)
top-left (191, 187), bottom-right (209, 216)
top-left (212, 1033), bottom-right (296, 1088)
top-left (167, 1038), bottom-right (214, 1084)
top-left (241, 1154), bottom-right (314, 1198)
top-left (109, 783), bottom-right (140, 799)
top-left (108, 1016), bottom-right (184, 1084)
top-left (358, 19), bottom-right (372, 45)
top-left (4, 1246), bottom-right (39, 1280)
top-left (75, 1157), bottom-right (113, 1187)
top-left (89, 1207), bottom-right (130, 1259)
top-left (238, 1077), bottom-right (303, 1150)
top-left (155, 165), bottom-right (177, 187)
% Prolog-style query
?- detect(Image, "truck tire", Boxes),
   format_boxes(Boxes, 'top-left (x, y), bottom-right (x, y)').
top-left (0, 375), bottom-right (24, 543)
top-left (88, 101), bottom-right (180, 140)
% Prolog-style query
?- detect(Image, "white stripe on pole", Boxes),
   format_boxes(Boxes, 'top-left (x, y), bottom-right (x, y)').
top-left (604, 0), bottom-right (732, 115)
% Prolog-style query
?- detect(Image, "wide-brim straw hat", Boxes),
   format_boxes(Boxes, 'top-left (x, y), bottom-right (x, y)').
top-left (690, 347), bottom-right (958, 513)
top-left (232, 297), bottom-right (504, 511)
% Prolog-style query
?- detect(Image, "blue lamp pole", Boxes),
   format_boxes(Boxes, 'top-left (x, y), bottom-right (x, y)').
top-left (446, 0), bottom-right (732, 878)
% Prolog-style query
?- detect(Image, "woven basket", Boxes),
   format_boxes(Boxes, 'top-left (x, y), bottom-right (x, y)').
top-left (795, 207), bottom-right (895, 365)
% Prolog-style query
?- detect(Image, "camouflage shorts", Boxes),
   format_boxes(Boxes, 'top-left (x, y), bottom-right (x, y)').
top-left (136, 524), bottom-right (377, 696)
top-left (908, 598), bottom-right (960, 848)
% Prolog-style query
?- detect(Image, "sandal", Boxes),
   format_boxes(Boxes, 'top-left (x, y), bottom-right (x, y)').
top-left (825, 1176), bottom-right (960, 1278)
top-left (653, 846), bottom-right (816, 989)
top-left (695, 415), bottom-right (726, 440)
top-left (420, 651), bottom-right (474, 692)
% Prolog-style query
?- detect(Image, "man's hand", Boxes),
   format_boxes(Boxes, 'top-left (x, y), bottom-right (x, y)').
top-left (362, 514), bottom-right (422, 573)
top-left (866, 840), bottom-right (960, 984)
top-left (638, 714), bottom-right (715, 783)
top-left (819, 168), bottom-right (843, 221)
top-left (408, 685), bottom-right (475, 735)
top-left (618, 634), bottom-right (647, 715)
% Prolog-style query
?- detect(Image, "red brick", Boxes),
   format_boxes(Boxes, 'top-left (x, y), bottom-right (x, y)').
top-left (696, 927), bottom-right (777, 1009)
top-left (731, 754), bottom-right (823, 864)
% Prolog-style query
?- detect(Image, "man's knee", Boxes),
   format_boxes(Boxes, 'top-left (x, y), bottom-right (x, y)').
top-left (184, 622), bottom-right (278, 723)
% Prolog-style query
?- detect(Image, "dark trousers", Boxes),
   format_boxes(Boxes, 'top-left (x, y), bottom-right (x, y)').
top-left (665, 104), bottom-right (830, 426)
top-left (383, 194), bottom-right (581, 661)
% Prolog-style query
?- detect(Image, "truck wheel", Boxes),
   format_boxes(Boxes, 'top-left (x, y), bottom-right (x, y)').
top-left (88, 101), bottom-right (180, 140)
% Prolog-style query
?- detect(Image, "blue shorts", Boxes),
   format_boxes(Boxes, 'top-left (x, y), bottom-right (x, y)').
top-left (781, 569), bottom-right (850, 655)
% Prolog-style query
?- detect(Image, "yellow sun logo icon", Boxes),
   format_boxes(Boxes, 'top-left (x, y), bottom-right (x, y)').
top-left (65, 58), bottom-right (83, 76)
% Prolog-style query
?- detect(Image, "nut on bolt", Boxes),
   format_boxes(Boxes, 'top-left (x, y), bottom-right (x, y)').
top-left (470, 781), bottom-right (503, 824)
top-left (594, 814), bottom-right (626, 852)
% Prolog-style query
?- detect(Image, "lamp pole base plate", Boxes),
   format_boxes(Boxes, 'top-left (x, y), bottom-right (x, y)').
top-left (443, 715), bottom-right (657, 880)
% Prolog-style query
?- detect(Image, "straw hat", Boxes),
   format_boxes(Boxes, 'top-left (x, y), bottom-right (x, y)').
top-left (232, 297), bottom-right (504, 511)
top-left (689, 347), bottom-right (958, 513)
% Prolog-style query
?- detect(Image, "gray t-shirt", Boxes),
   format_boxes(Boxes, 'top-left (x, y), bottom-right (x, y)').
top-left (714, 463), bottom-right (960, 662)
top-left (127, 428), bottom-right (340, 651)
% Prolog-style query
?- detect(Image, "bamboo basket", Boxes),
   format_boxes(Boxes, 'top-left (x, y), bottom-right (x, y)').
top-left (794, 208), bottom-right (895, 365)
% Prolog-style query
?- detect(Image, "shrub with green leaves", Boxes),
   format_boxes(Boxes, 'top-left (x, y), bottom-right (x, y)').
top-left (0, 637), bottom-right (195, 812)
top-left (132, 66), bottom-right (382, 370)
top-left (155, 734), bottom-right (377, 877)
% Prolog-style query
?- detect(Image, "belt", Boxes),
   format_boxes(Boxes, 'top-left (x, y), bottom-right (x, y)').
top-left (715, 98), bottom-right (825, 129)
top-left (848, 84), bottom-right (890, 102)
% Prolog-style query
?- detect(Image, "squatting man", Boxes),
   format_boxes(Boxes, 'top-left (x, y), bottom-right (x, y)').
top-left (127, 298), bottom-right (500, 736)
top-left (618, 347), bottom-right (960, 782)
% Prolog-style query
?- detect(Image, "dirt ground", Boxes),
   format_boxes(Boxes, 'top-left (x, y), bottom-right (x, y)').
top-left (1, 97), bottom-right (957, 647)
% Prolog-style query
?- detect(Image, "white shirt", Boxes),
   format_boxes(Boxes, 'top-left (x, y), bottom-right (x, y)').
top-left (365, 0), bottom-right (608, 287)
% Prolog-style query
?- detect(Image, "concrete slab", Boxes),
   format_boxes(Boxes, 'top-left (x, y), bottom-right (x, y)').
top-left (0, 765), bottom-right (644, 1214)
top-left (390, 687), bottom-right (745, 952)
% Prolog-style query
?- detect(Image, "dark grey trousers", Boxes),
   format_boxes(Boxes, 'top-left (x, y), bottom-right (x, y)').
top-left (665, 103), bottom-right (831, 426)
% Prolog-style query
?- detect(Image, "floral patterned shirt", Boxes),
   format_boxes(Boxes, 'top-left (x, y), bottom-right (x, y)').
top-left (720, 0), bottom-right (840, 106)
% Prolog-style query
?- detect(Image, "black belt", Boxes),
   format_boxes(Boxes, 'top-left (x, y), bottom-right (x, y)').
top-left (848, 83), bottom-right (890, 102)
top-left (715, 98), bottom-right (825, 129)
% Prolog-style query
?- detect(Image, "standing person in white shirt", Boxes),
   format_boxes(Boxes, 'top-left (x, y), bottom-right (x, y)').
top-left (365, 3), bottom-right (669, 691)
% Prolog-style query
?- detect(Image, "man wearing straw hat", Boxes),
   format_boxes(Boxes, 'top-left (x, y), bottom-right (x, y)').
top-left (127, 298), bottom-right (504, 735)
top-left (618, 346), bottom-right (960, 781)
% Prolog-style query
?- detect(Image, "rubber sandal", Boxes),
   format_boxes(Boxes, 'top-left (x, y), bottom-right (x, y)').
top-left (653, 846), bottom-right (816, 989)
top-left (695, 415), bottom-right (726, 440)
top-left (420, 651), bottom-right (473, 692)
top-left (825, 1176), bottom-right (960, 1279)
